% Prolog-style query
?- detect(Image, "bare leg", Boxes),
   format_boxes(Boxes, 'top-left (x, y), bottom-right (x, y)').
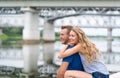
top-left (64, 70), bottom-right (92, 78)
top-left (66, 77), bottom-right (75, 78)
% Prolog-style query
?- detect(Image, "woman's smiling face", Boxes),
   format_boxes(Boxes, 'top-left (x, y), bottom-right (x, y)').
top-left (69, 30), bottom-right (79, 45)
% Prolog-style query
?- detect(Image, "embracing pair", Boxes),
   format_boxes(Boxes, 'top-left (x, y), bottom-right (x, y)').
top-left (57, 26), bottom-right (109, 78)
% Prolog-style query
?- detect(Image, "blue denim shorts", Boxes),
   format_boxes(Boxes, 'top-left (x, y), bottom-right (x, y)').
top-left (92, 72), bottom-right (109, 78)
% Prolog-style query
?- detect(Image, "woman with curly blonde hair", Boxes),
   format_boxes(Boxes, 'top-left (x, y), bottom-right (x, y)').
top-left (58, 26), bottom-right (109, 78)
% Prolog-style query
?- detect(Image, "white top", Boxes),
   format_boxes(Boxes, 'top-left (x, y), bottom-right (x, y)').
top-left (79, 53), bottom-right (109, 74)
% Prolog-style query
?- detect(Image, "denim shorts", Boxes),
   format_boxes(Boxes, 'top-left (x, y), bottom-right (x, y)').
top-left (92, 72), bottom-right (109, 78)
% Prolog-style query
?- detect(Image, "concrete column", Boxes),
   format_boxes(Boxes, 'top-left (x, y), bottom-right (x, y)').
top-left (22, 44), bottom-right (39, 75)
top-left (43, 42), bottom-right (55, 64)
top-left (107, 28), bottom-right (113, 53)
top-left (43, 21), bottom-right (55, 42)
top-left (21, 7), bottom-right (40, 44)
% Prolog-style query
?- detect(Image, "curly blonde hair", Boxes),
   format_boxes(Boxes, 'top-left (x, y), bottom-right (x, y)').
top-left (71, 26), bottom-right (101, 64)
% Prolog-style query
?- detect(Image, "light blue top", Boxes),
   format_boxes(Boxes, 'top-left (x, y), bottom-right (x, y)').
top-left (79, 53), bottom-right (109, 74)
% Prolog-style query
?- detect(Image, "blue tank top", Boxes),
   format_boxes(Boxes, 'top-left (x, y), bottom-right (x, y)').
top-left (62, 46), bottom-right (84, 71)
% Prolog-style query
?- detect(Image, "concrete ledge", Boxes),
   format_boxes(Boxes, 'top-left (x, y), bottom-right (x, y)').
top-left (106, 64), bottom-right (120, 73)
top-left (110, 72), bottom-right (120, 78)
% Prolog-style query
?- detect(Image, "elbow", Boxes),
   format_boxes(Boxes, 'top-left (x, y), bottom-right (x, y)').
top-left (58, 73), bottom-right (64, 77)
top-left (57, 71), bottom-right (65, 78)
top-left (58, 54), bottom-right (64, 59)
top-left (58, 55), bottom-right (62, 59)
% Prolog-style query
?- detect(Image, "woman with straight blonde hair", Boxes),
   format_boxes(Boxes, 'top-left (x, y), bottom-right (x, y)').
top-left (58, 26), bottom-right (109, 78)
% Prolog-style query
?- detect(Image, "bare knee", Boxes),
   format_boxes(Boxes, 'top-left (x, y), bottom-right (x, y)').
top-left (64, 70), bottom-right (92, 78)
top-left (64, 71), bottom-right (69, 78)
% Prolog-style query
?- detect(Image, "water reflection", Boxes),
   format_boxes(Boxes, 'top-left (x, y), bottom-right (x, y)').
top-left (22, 44), bottom-right (39, 75)
top-left (40, 42), bottom-right (58, 78)
top-left (0, 40), bottom-right (120, 78)
top-left (43, 42), bottom-right (55, 64)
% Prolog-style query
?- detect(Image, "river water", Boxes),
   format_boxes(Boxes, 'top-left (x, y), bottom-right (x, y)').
top-left (0, 38), bottom-right (120, 78)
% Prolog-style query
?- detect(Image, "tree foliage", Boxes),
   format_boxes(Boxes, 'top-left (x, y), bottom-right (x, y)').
top-left (3, 27), bottom-right (23, 36)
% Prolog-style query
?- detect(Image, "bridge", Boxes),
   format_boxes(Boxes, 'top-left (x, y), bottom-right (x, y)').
top-left (1, 7), bottom-right (120, 53)
top-left (1, 1), bottom-right (120, 39)
top-left (0, 0), bottom-right (120, 77)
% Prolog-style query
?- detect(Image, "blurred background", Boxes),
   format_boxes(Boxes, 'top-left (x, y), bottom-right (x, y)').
top-left (0, 0), bottom-right (120, 78)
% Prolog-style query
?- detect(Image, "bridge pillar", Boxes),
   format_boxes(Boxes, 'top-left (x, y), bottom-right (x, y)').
top-left (22, 7), bottom-right (40, 43)
top-left (107, 28), bottom-right (113, 53)
top-left (43, 21), bottom-right (55, 42)
top-left (22, 44), bottom-right (39, 75)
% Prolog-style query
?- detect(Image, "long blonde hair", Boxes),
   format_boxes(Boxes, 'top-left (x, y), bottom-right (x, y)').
top-left (71, 26), bottom-right (101, 64)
